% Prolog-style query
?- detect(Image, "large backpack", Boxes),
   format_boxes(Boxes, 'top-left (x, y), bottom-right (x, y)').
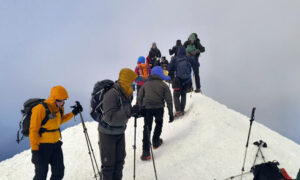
top-left (136, 63), bottom-right (150, 82)
top-left (90, 80), bottom-right (115, 122)
top-left (17, 98), bottom-right (53, 143)
top-left (176, 57), bottom-right (192, 80)
top-left (252, 161), bottom-right (286, 180)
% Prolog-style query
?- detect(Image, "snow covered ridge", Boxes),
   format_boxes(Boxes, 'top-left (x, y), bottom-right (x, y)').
top-left (1, 94), bottom-right (300, 180)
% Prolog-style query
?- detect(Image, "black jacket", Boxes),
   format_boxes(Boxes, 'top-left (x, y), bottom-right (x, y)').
top-left (149, 48), bottom-right (161, 60)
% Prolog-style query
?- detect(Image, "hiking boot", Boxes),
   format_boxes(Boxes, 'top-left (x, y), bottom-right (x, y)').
top-left (153, 138), bottom-right (163, 150)
top-left (195, 88), bottom-right (202, 93)
top-left (140, 151), bottom-right (151, 161)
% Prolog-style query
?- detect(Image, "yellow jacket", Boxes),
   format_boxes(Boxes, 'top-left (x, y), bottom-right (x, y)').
top-left (29, 85), bottom-right (74, 150)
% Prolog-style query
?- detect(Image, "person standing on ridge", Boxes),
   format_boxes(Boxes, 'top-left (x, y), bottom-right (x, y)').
top-left (168, 46), bottom-right (198, 117)
top-left (134, 56), bottom-right (151, 96)
top-left (183, 33), bottom-right (205, 93)
top-left (30, 85), bottom-right (83, 180)
top-left (148, 42), bottom-right (161, 67)
top-left (137, 66), bottom-right (174, 160)
top-left (98, 68), bottom-right (138, 180)
top-left (169, 39), bottom-right (182, 57)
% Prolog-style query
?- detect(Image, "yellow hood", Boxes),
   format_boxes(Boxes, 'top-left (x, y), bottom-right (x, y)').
top-left (118, 68), bottom-right (137, 97)
top-left (44, 85), bottom-right (69, 105)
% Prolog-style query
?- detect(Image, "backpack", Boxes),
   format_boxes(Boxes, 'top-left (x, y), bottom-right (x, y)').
top-left (136, 63), bottom-right (150, 82)
top-left (17, 98), bottom-right (53, 143)
top-left (176, 57), bottom-right (192, 81)
top-left (252, 161), bottom-right (286, 180)
top-left (90, 80), bottom-right (115, 122)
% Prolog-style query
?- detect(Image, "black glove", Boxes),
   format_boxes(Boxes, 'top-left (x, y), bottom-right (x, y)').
top-left (140, 108), bottom-right (146, 117)
top-left (71, 101), bottom-right (83, 116)
top-left (169, 114), bottom-right (174, 123)
top-left (31, 150), bottom-right (41, 164)
top-left (131, 104), bottom-right (140, 117)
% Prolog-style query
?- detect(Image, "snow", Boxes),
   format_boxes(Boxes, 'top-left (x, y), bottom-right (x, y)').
top-left (1, 93), bottom-right (300, 180)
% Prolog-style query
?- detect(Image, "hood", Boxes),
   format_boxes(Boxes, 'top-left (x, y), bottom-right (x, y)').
top-left (137, 56), bottom-right (145, 64)
top-left (118, 68), bottom-right (138, 98)
top-left (188, 33), bottom-right (196, 41)
top-left (177, 46), bottom-right (186, 56)
top-left (44, 85), bottom-right (69, 111)
top-left (151, 66), bottom-right (170, 81)
top-left (45, 85), bottom-right (69, 104)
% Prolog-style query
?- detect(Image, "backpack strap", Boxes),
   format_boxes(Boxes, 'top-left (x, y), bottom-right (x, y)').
top-left (38, 102), bottom-right (60, 137)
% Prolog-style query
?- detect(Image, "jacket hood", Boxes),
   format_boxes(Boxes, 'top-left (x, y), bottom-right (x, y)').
top-left (137, 56), bottom-right (145, 64)
top-left (188, 33), bottom-right (196, 41)
top-left (118, 68), bottom-right (138, 97)
top-left (151, 66), bottom-right (170, 81)
top-left (45, 85), bottom-right (69, 104)
top-left (177, 46), bottom-right (186, 56)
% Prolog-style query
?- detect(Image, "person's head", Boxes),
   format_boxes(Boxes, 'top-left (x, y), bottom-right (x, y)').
top-left (176, 39), bottom-right (182, 46)
top-left (152, 42), bottom-right (157, 49)
top-left (161, 56), bottom-right (166, 61)
top-left (118, 68), bottom-right (138, 97)
top-left (188, 33), bottom-right (196, 44)
top-left (47, 85), bottom-right (69, 108)
top-left (137, 56), bottom-right (145, 64)
top-left (151, 66), bottom-right (170, 81)
top-left (162, 64), bottom-right (167, 70)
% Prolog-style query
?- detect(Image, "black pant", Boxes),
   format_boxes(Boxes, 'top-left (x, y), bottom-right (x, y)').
top-left (33, 141), bottom-right (64, 180)
top-left (99, 133), bottom-right (126, 180)
top-left (192, 63), bottom-right (201, 89)
top-left (173, 82), bottom-right (189, 112)
top-left (143, 108), bottom-right (164, 151)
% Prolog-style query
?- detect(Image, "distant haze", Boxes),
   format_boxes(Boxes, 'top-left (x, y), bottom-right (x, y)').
top-left (0, 0), bottom-right (299, 161)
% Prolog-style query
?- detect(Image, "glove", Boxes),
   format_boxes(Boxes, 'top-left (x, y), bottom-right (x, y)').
top-left (72, 102), bottom-right (83, 116)
top-left (169, 114), bottom-right (174, 123)
top-left (31, 150), bottom-right (41, 164)
top-left (131, 104), bottom-right (140, 117)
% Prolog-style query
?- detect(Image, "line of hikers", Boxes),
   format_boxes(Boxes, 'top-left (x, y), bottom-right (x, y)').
top-left (25, 33), bottom-right (205, 180)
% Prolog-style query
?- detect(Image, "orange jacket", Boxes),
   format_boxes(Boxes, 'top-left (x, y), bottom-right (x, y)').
top-left (29, 85), bottom-right (74, 150)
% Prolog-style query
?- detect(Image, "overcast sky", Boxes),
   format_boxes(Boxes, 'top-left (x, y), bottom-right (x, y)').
top-left (0, 0), bottom-right (299, 161)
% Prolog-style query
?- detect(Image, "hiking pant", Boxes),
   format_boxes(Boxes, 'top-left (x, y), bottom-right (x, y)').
top-left (173, 83), bottom-right (189, 112)
top-left (137, 85), bottom-right (142, 97)
top-left (33, 141), bottom-right (64, 180)
top-left (143, 108), bottom-right (164, 152)
top-left (192, 63), bottom-right (201, 90)
top-left (99, 132), bottom-right (126, 180)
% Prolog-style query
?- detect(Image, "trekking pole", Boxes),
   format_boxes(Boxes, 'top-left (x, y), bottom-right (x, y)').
top-left (146, 125), bottom-right (158, 180)
top-left (252, 141), bottom-right (262, 167)
top-left (223, 171), bottom-right (252, 180)
top-left (133, 116), bottom-right (137, 180)
top-left (240, 107), bottom-right (256, 180)
top-left (75, 101), bottom-right (101, 179)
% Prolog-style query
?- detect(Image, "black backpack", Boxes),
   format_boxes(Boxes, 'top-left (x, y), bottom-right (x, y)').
top-left (17, 98), bottom-right (54, 143)
top-left (252, 161), bottom-right (286, 180)
top-left (90, 80), bottom-right (115, 122)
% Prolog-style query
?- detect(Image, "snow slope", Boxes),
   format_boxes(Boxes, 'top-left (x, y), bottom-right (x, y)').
top-left (1, 94), bottom-right (300, 180)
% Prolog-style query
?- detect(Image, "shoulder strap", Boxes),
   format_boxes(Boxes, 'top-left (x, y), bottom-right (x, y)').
top-left (41, 102), bottom-right (51, 126)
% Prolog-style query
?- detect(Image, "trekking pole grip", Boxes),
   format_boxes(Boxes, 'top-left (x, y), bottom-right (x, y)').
top-left (250, 107), bottom-right (256, 123)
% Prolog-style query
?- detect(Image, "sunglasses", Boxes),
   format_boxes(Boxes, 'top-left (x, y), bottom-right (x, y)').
top-left (56, 99), bottom-right (65, 103)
